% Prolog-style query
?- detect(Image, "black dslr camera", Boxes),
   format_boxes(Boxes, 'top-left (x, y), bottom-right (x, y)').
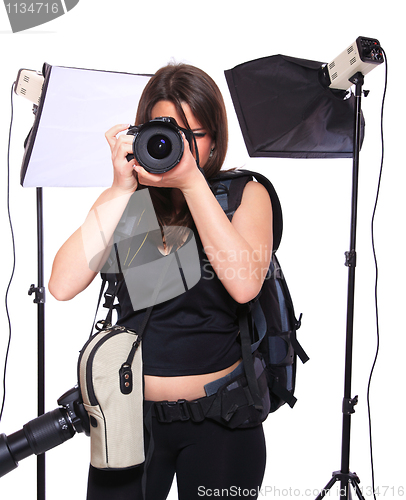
top-left (0, 386), bottom-right (89, 478)
top-left (126, 116), bottom-right (197, 174)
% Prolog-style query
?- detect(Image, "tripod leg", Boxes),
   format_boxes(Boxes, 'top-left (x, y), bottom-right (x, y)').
top-left (316, 471), bottom-right (366, 500)
top-left (351, 477), bottom-right (366, 500)
top-left (315, 476), bottom-right (338, 500)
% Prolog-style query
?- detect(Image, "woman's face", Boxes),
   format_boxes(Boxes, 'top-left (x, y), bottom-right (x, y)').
top-left (150, 100), bottom-right (215, 169)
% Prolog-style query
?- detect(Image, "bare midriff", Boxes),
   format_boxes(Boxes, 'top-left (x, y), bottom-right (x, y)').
top-left (144, 359), bottom-right (241, 402)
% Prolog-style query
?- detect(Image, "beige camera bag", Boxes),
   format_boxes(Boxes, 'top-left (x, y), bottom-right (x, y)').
top-left (78, 325), bottom-right (144, 469)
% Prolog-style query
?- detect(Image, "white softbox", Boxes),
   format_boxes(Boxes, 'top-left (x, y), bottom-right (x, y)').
top-left (20, 63), bottom-right (151, 187)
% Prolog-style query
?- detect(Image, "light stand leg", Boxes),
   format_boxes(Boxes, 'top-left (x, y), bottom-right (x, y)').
top-left (28, 187), bottom-right (46, 500)
top-left (315, 72), bottom-right (366, 500)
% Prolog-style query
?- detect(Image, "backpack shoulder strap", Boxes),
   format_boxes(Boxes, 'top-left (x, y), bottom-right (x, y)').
top-left (210, 169), bottom-right (284, 411)
top-left (209, 169), bottom-right (283, 252)
top-left (210, 173), bottom-right (252, 220)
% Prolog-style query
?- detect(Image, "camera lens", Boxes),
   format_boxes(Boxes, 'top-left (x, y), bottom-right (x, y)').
top-left (147, 134), bottom-right (172, 160)
top-left (133, 118), bottom-right (184, 174)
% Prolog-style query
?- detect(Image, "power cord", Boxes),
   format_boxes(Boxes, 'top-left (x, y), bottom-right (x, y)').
top-left (1, 83), bottom-right (17, 423)
top-left (367, 47), bottom-right (388, 500)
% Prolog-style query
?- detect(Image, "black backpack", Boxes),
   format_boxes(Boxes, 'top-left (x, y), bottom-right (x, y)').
top-left (99, 169), bottom-right (309, 428)
top-left (209, 169), bottom-right (309, 415)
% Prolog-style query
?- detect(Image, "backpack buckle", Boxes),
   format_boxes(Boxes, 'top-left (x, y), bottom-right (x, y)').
top-left (295, 313), bottom-right (303, 330)
top-left (154, 399), bottom-right (205, 423)
top-left (155, 400), bottom-right (190, 423)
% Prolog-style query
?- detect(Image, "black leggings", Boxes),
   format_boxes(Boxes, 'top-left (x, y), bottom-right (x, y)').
top-left (87, 416), bottom-right (266, 500)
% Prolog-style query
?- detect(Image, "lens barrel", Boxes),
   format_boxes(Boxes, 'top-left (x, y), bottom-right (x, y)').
top-left (128, 117), bottom-right (185, 174)
top-left (0, 386), bottom-right (88, 478)
top-left (0, 409), bottom-right (75, 478)
top-left (24, 408), bottom-right (76, 455)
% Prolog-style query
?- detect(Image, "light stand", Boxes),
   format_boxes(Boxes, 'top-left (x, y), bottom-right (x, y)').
top-left (27, 188), bottom-right (46, 500)
top-left (15, 63), bottom-right (151, 499)
top-left (224, 40), bottom-right (384, 498)
top-left (315, 71), bottom-right (367, 500)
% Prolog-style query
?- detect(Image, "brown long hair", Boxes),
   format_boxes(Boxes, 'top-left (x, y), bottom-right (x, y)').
top-left (135, 63), bottom-right (228, 236)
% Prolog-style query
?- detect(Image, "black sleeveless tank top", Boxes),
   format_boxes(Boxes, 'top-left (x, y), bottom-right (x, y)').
top-left (115, 231), bottom-right (241, 376)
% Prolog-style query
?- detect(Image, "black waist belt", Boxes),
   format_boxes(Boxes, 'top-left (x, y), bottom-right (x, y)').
top-left (142, 358), bottom-right (265, 430)
top-left (144, 396), bottom-right (217, 424)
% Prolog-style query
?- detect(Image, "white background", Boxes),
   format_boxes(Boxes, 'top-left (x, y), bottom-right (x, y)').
top-left (0, 1), bottom-right (404, 499)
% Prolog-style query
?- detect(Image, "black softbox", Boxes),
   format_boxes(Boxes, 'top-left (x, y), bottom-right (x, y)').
top-left (225, 54), bottom-right (364, 158)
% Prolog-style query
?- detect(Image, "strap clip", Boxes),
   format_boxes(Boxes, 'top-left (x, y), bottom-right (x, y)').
top-left (154, 399), bottom-right (205, 423)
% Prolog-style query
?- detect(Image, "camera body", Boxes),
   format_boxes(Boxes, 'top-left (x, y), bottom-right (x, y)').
top-left (126, 116), bottom-right (195, 174)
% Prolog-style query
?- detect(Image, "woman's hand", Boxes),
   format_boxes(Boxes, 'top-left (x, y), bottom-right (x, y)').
top-left (105, 124), bottom-right (138, 194)
top-left (49, 125), bottom-right (139, 301)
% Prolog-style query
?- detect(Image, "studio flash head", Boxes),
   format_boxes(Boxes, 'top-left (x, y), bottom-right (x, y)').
top-left (319, 36), bottom-right (384, 91)
top-left (126, 117), bottom-right (194, 174)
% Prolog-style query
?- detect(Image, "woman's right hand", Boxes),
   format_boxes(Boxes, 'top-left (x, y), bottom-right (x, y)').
top-left (105, 124), bottom-right (138, 193)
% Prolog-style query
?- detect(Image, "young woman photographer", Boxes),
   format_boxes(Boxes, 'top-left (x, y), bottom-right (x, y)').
top-left (49, 63), bottom-right (273, 500)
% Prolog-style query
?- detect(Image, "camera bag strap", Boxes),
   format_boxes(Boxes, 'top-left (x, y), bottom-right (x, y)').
top-left (79, 247), bottom-right (174, 470)
top-left (98, 242), bottom-right (175, 366)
